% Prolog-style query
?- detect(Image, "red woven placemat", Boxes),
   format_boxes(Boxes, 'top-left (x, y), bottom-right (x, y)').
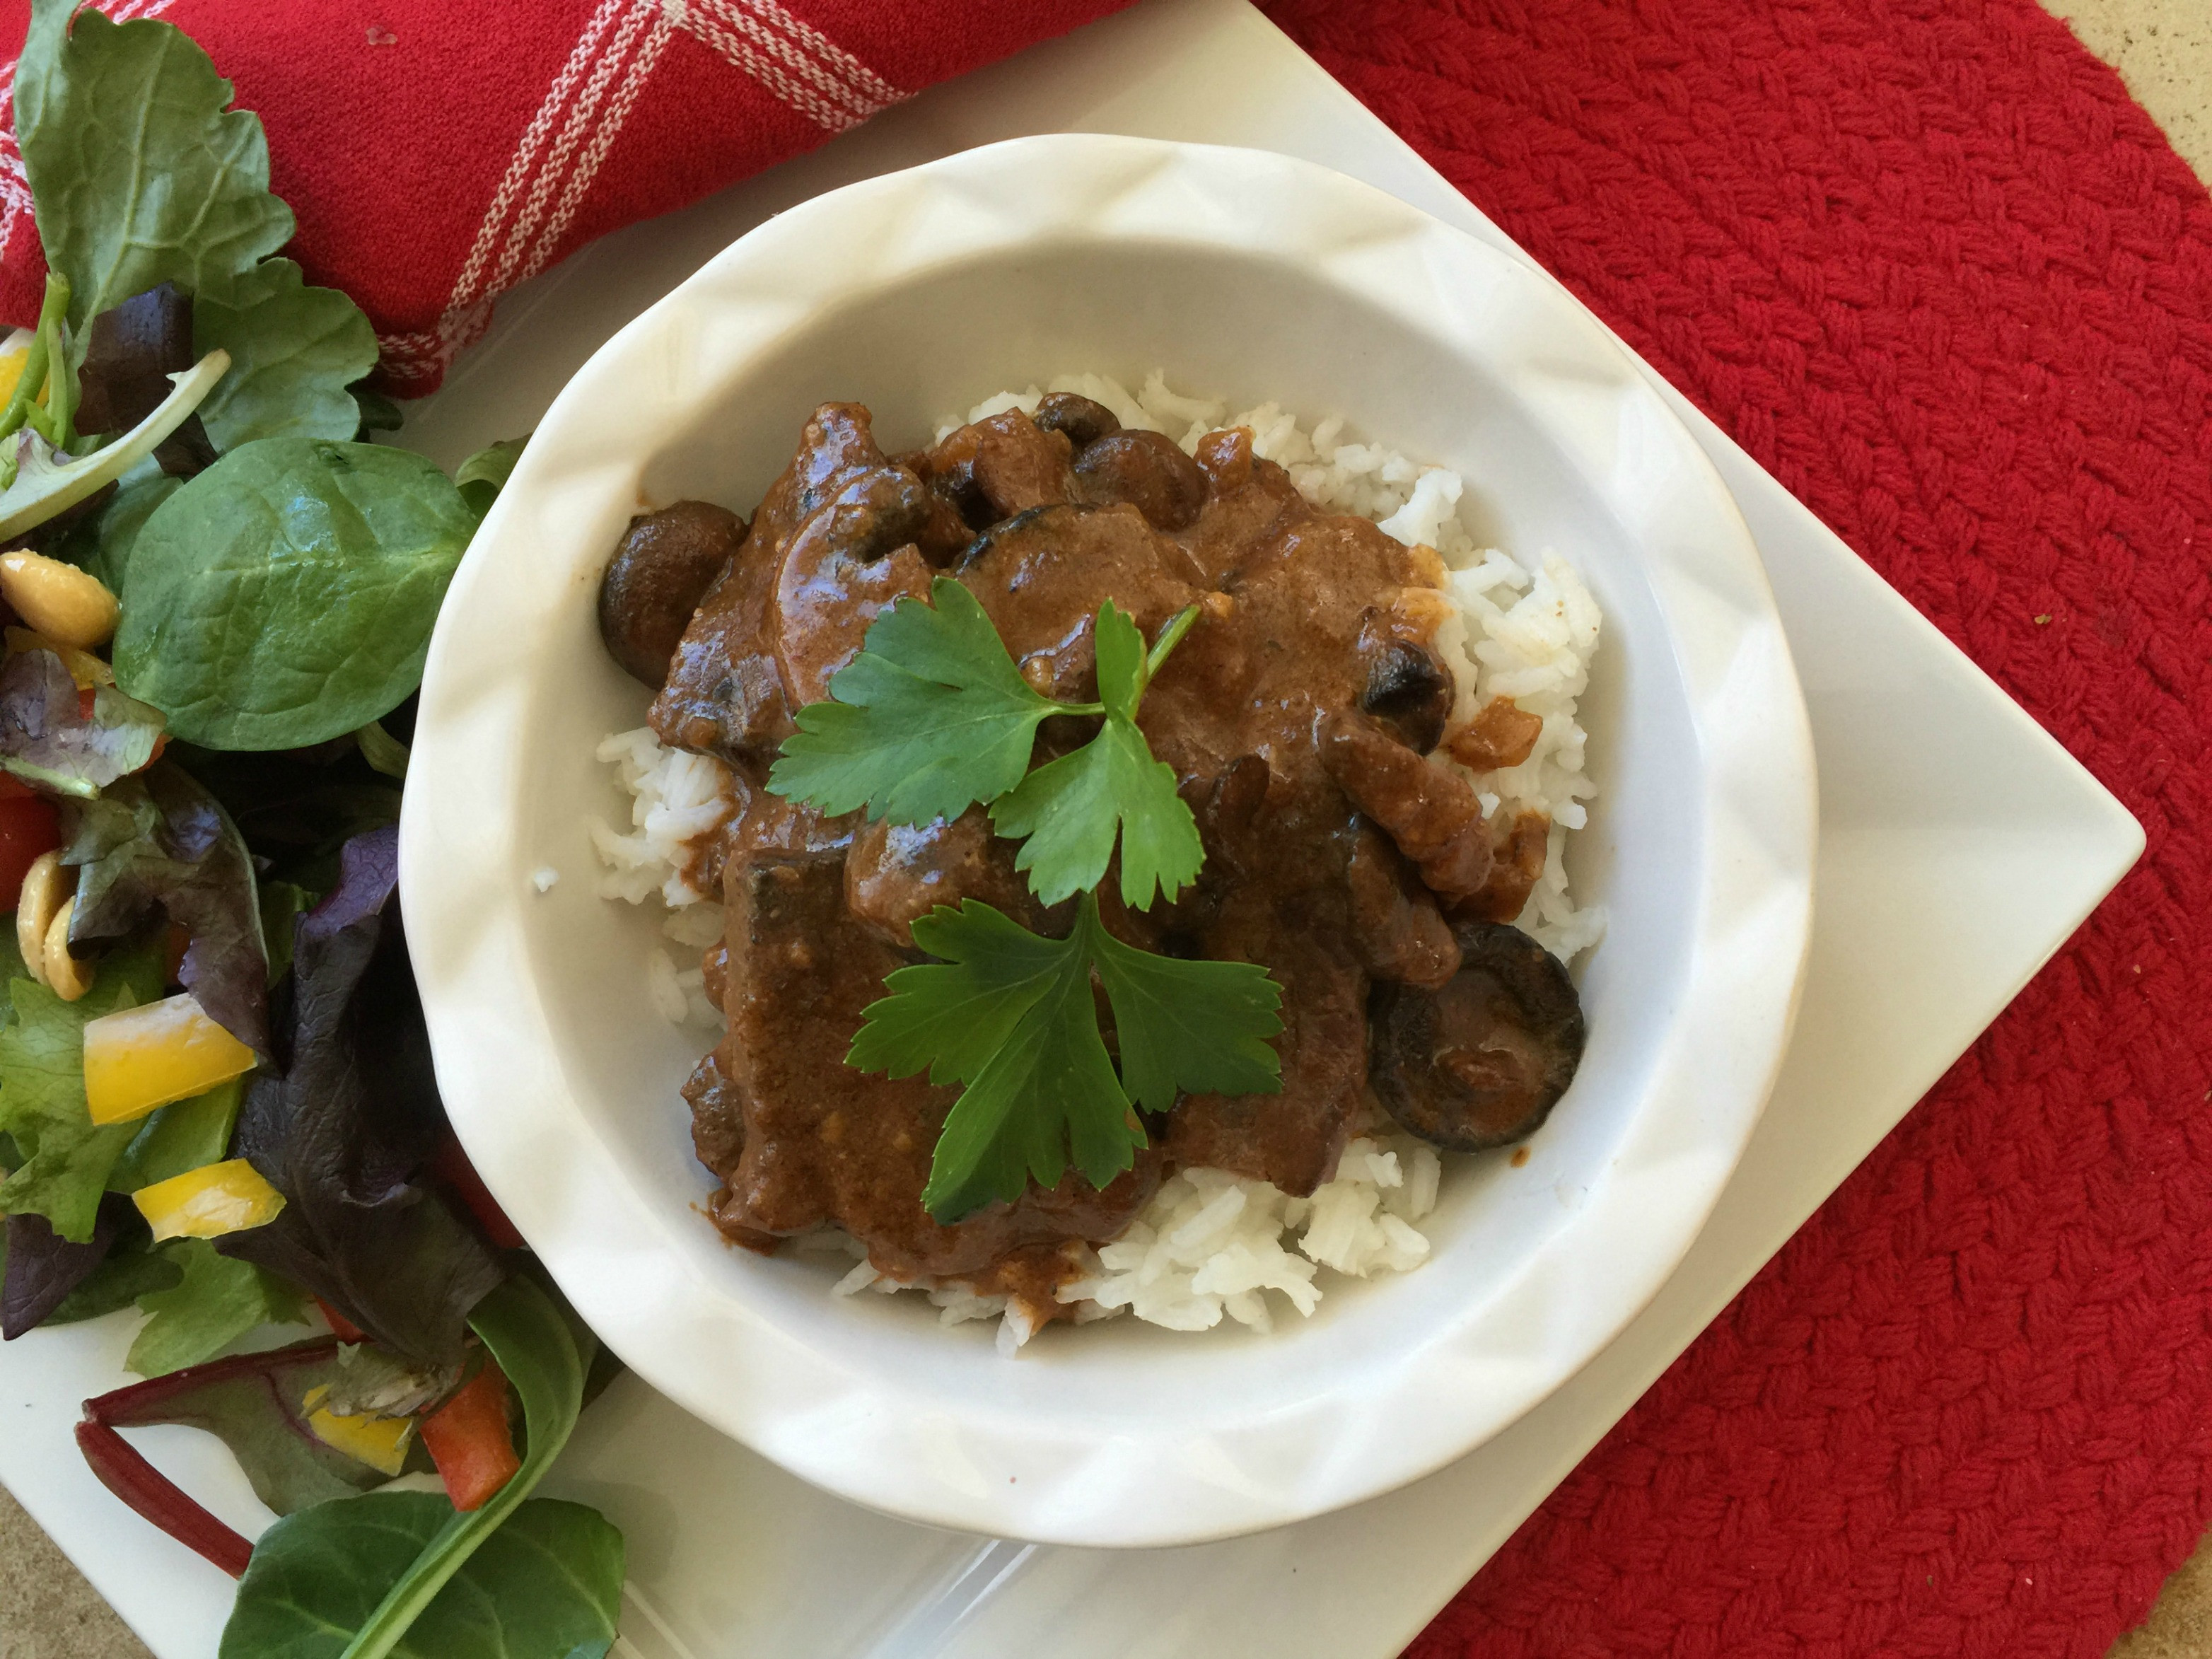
top-left (1262, 0), bottom-right (2212, 1653)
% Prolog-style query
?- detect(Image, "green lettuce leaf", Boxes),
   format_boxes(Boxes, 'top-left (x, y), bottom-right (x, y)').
top-left (46, 1219), bottom-right (183, 1322)
top-left (0, 940), bottom-right (166, 1240)
top-left (13, 0), bottom-right (293, 332)
top-left (219, 1495), bottom-right (624, 1659)
top-left (454, 436), bottom-right (526, 517)
top-left (108, 1077), bottom-right (244, 1193)
top-left (194, 259), bottom-right (380, 450)
top-left (126, 1236), bottom-right (308, 1378)
top-left (114, 439), bottom-right (475, 750)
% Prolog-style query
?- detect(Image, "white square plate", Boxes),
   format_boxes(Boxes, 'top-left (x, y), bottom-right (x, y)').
top-left (0, 2), bottom-right (2141, 1654)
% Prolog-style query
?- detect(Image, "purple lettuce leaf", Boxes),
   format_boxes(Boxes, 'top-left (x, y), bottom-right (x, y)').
top-left (62, 758), bottom-right (269, 1054)
top-left (1, 1192), bottom-right (124, 1338)
top-left (0, 649), bottom-right (164, 798)
top-left (216, 826), bottom-right (507, 1370)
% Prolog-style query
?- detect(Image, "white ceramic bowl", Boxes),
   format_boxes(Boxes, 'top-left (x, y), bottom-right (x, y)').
top-left (402, 135), bottom-right (1816, 1548)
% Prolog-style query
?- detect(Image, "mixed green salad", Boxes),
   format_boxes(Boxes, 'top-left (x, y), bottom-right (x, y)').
top-left (0, 3), bottom-right (623, 1653)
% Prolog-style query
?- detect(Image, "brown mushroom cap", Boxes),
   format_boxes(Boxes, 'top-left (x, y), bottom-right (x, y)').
top-left (1367, 920), bottom-right (1586, 1151)
top-left (598, 500), bottom-right (745, 687)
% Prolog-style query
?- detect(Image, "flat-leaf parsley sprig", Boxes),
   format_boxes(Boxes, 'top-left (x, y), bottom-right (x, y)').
top-left (852, 896), bottom-right (1282, 1221)
top-left (767, 576), bottom-right (1285, 1223)
top-left (769, 576), bottom-right (1203, 908)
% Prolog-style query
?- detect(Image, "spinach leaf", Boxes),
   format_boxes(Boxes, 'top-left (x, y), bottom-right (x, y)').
top-left (14, 0), bottom-right (293, 332)
top-left (218, 827), bottom-right (506, 1369)
top-left (220, 1494), bottom-right (623, 1659)
top-left (0, 938), bottom-right (166, 1240)
top-left (109, 1076), bottom-right (244, 1192)
top-left (88, 1336), bottom-right (392, 1515)
top-left (221, 1276), bottom-right (612, 1659)
top-left (64, 760), bottom-right (270, 1055)
top-left (453, 436), bottom-right (525, 517)
top-left (114, 439), bottom-right (475, 750)
top-left (59, 472), bottom-right (179, 593)
top-left (351, 389), bottom-right (403, 438)
top-left (0, 649), bottom-right (165, 798)
top-left (126, 1236), bottom-right (307, 1377)
top-left (195, 260), bottom-right (379, 450)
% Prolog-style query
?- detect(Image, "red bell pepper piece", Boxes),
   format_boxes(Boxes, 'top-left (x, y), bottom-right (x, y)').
top-left (0, 788), bottom-right (60, 912)
top-left (314, 1296), bottom-right (368, 1344)
top-left (419, 1360), bottom-right (521, 1512)
top-left (431, 1134), bottom-right (526, 1250)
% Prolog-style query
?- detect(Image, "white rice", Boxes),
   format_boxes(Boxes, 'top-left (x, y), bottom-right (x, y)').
top-left (594, 373), bottom-right (1606, 1349)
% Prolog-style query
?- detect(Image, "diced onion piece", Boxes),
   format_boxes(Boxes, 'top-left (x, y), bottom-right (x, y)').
top-left (131, 1157), bottom-right (285, 1242)
top-left (84, 992), bottom-right (257, 1126)
top-left (301, 1385), bottom-right (414, 1477)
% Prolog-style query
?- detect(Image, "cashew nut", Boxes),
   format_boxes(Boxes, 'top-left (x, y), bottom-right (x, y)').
top-left (0, 549), bottom-right (120, 650)
top-left (15, 851), bottom-right (72, 989)
top-left (43, 898), bottom-right (90, 1001)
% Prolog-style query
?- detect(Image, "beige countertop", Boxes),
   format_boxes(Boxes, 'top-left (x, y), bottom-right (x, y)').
top-left (4, 3), bottom-right (2209, 1656)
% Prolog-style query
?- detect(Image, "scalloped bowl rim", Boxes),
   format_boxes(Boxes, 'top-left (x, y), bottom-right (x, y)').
top-left (401, 135), bottom-right (1816, 1547)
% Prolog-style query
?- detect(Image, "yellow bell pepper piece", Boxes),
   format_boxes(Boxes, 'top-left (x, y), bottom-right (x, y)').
top-left (5, 626), bottom-right (114, 687)
top-left (0, 330), bottom-right (35, 409)
top-left (131, 1158), bottom-right (285, 1242)
top-left (301, 1385), bottom-right (414, 1477)
top-left (83, 991), bottom-right (257, 1126)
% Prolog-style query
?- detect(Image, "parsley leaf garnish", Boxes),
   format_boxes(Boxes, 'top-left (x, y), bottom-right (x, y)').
top-left (989, 600), bottom-right (1202, 908)
top-left (769, 576), bottom-right (1204, 906)
top-left (849, 895), bottom-right (1284, 1222)
top-left (769, 576), bottom-right (1067, 827)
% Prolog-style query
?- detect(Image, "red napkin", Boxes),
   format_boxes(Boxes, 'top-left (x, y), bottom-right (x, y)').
top-left (0, 0), bottom-right (1129, 392)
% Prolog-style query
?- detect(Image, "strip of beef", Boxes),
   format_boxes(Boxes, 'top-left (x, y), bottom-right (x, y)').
top-left (844, 806), bottom-right (1059, 949)
top-left (653, 403), bottom-right (887, 770)
top-left (707, 851), bottom-right (1158, 1283)
top-left (956, 503), bottom-right (1206, 702)
top-left (772, 467), bottom-right (937, 708)
top-left (1170, 426), bottom-right (1314, 586)
top-left (1319, 709), bottom-right (1496, 902)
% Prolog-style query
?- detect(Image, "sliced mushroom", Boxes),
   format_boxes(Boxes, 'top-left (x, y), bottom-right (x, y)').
top-left (1368, 921), bottom-right (1585, 1151)
top-left (1032, 392), bottom-right (1120, 449)
top-left (1072, 429), bottom-right (1207, 531)
top-left (1359, 638), bottom-right (1454, 754)
top-left (598, 500), bottom-right (745, 687)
